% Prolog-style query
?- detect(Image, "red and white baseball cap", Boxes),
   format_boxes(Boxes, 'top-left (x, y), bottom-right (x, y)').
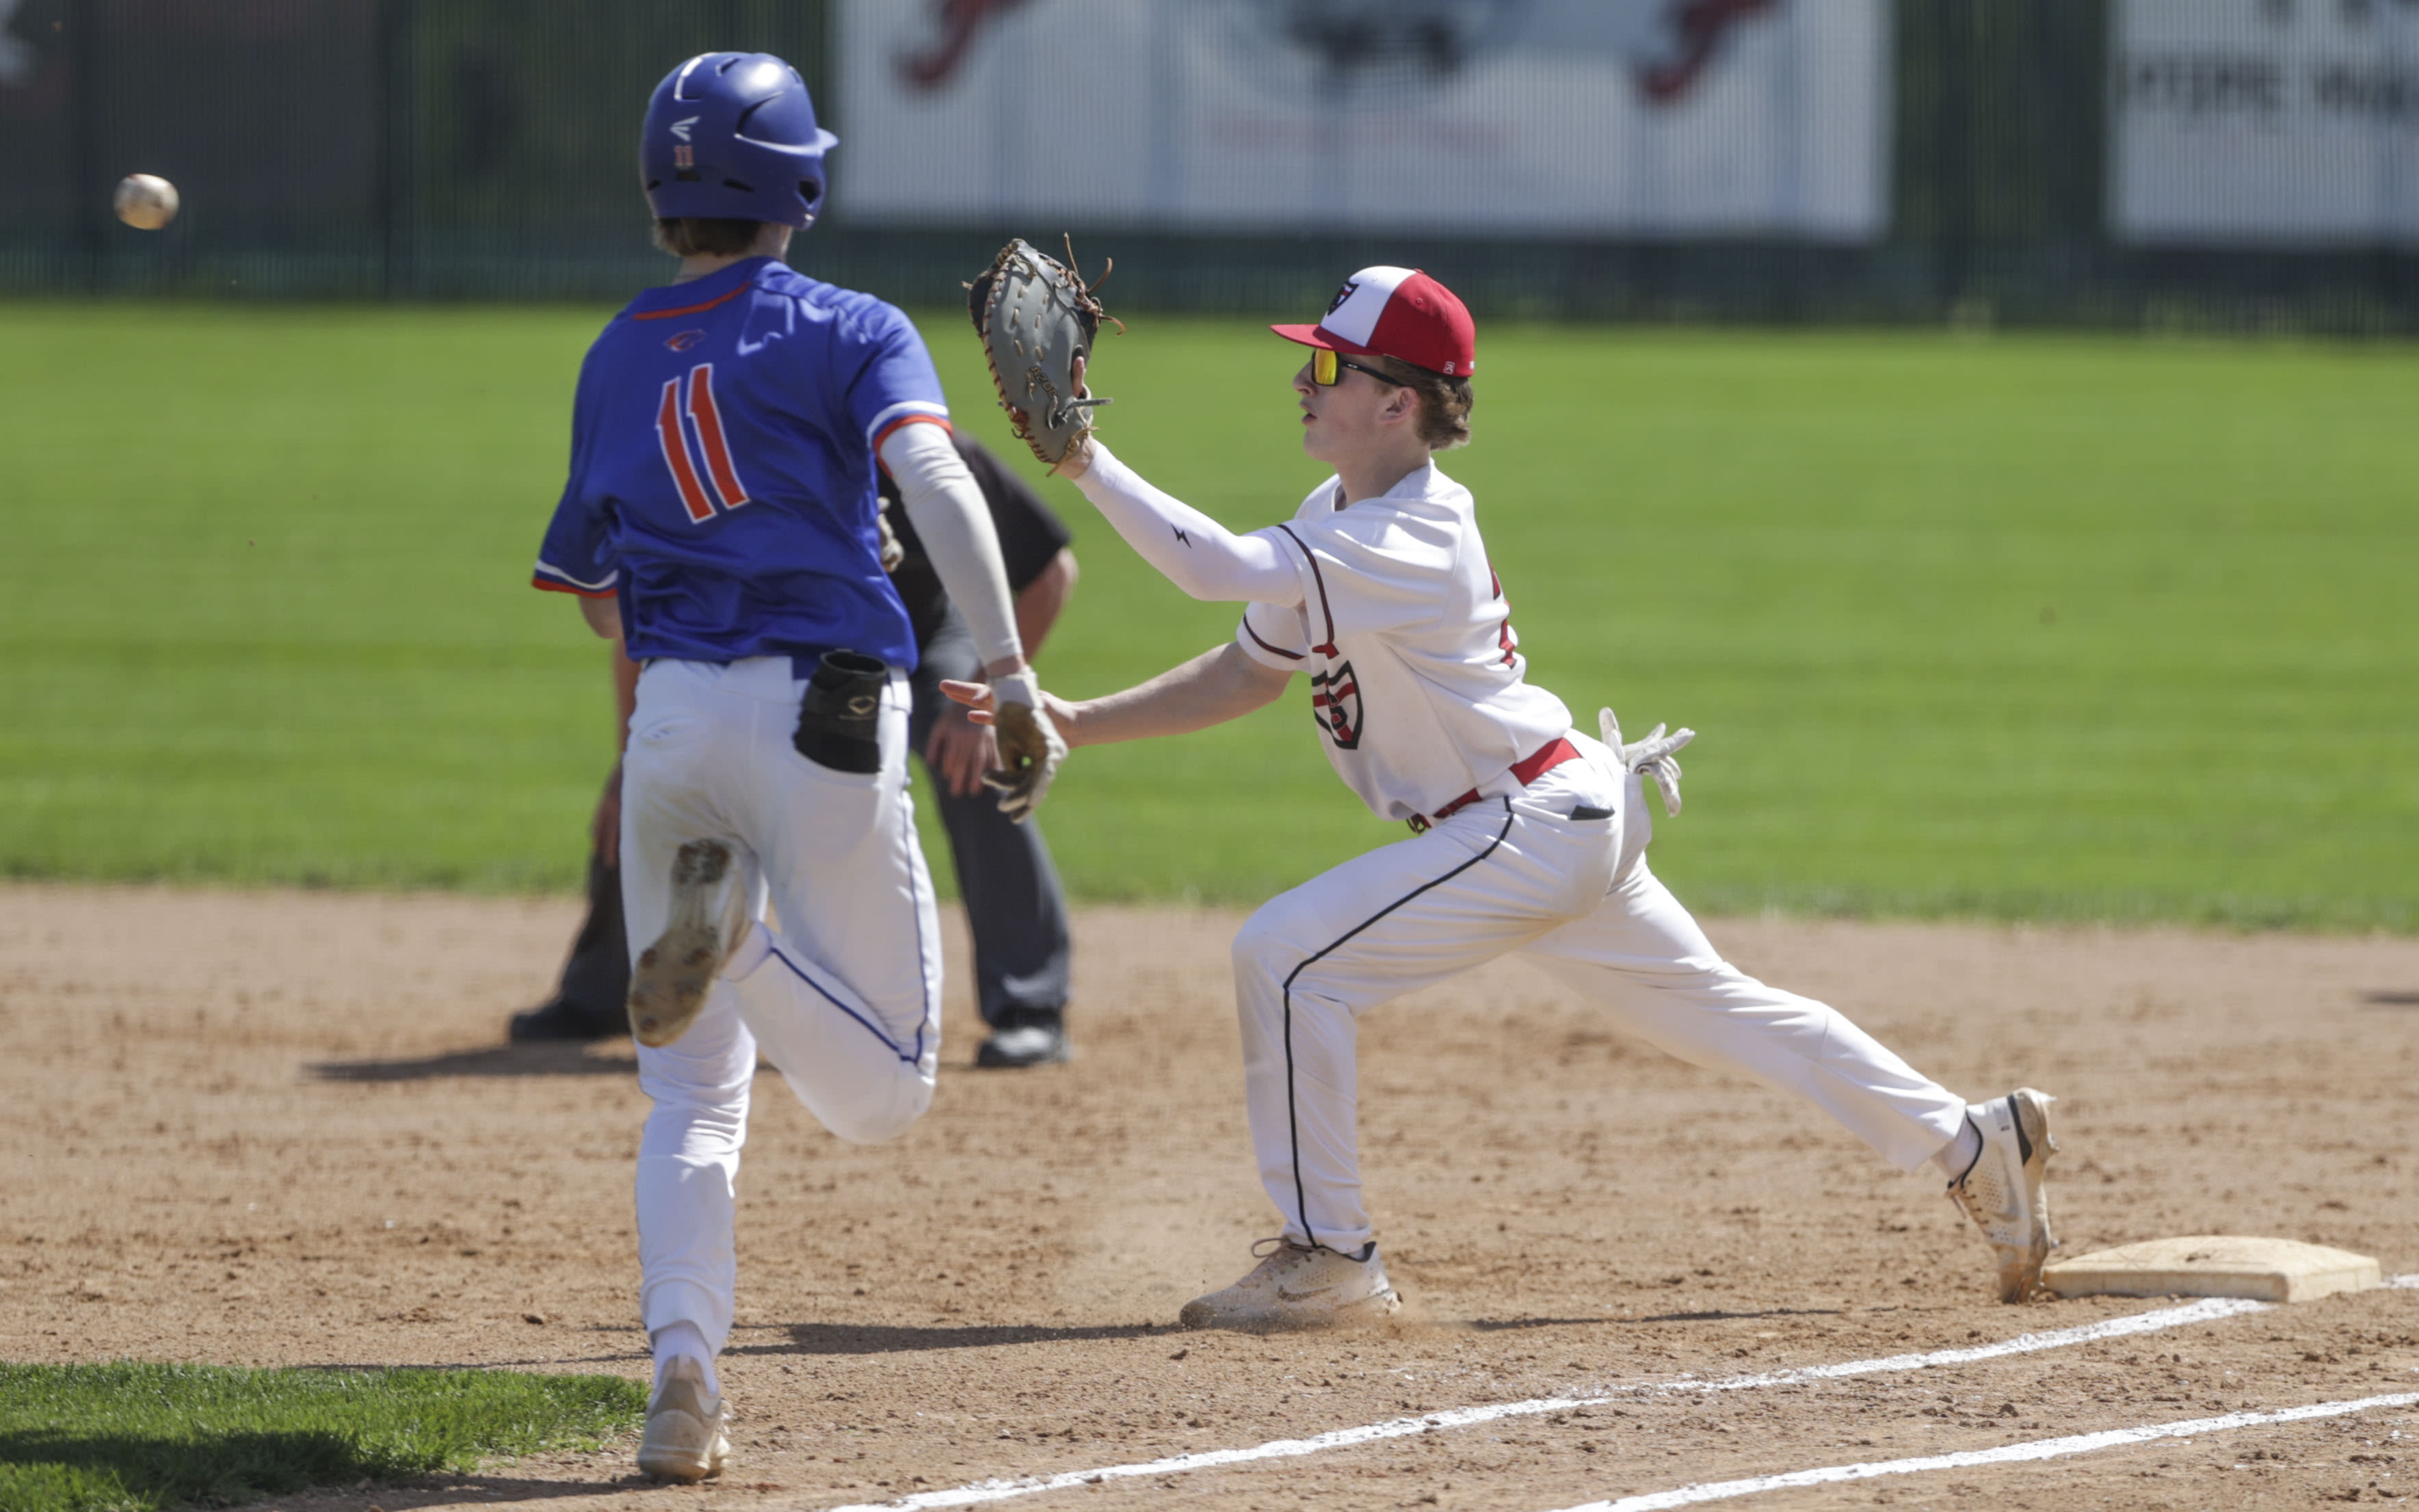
top-left (1273, 266), bottom-right (1477, 377)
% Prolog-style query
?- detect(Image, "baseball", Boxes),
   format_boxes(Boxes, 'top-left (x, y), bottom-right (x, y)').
top-left (113, 173), bottom-right (180, 230)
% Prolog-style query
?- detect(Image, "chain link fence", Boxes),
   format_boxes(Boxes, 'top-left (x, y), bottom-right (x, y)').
top-left (0, 0), bottom-right (2411, 330)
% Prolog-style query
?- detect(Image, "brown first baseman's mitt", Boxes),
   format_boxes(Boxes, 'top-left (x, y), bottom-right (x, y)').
top-left (968, 237), bottom-right (1119, 468)
top-left (985, 678), bottom-right (1067, 824)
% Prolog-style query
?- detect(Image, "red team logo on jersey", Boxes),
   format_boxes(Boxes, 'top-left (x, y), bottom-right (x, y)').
top-left (656, 363), bottom-right (752, 522)
top-left (664, 328), bottom-right (706, 352)
top-left (1310, 661), bottom-right (1362, 750)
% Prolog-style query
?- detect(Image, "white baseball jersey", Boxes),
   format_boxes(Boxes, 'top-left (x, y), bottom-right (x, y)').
top-left (1230, 462), bottom-right (1572, 823)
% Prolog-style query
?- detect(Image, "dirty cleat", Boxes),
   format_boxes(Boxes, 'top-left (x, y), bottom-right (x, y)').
top-left (1179, 1238), bottom-right (1401, 1332)
top-left (637, 1355), bottom-right (729, 1483)
top-left (1947, 1088), bottom-right (2059, 1302)
top-left (628, 840), bottom-right (748, 1049)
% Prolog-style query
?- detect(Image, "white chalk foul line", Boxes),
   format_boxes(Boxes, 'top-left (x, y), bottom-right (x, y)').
top-left (1552, 1390), bottom-right (2419, 1512)
top-left (821, 1292), bottom-right (2289, 1512)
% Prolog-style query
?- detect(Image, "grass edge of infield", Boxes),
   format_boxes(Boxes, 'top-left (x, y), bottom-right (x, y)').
top-left (0, 1361), bottom-right (645, 1512)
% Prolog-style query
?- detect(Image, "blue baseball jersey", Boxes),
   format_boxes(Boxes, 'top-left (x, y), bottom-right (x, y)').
top-left (531, 256), bottom-right (949, 670)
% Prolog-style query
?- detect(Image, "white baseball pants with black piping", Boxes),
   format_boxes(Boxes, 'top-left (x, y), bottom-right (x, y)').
top-left (620, 656), bottom-right (942, 1355)
top-left (1230, 733), bottom-right (1968, 1259)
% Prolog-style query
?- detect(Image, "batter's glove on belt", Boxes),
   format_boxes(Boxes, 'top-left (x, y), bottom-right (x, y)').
top-left (796, 651), bottom-right (891, 775)
top-left (1600, 707), bottom-right (1695, 817)
top-left (986, 670), bottom-right (1068, 823)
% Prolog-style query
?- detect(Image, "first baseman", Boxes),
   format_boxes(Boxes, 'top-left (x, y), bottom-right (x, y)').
top-left (530, 53), bottom-right (1065, 1479)
top-left (951, 267), bottom-right (2055, 1331)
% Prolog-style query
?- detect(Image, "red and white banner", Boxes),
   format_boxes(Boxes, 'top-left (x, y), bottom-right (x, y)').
top-left (836, 0), bottom-right (1891, 241)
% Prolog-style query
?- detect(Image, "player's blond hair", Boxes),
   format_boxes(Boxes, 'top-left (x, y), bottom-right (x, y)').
top-left (652, 217), bottom-right (769, 258)
top-left (1364, 354), bottom-right (1475, 451)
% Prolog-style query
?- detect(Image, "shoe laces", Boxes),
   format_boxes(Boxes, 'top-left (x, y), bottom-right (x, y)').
top-left (1248, 1235), bottom-right (1378, 1269)
top-left (1243, 1235), bottom-right (1313, 1271)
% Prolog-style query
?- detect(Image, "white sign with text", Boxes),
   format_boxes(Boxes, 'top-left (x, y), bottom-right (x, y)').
top-left (2111, 0), bottom-right (2419, 246)
top-left (836, 0), bottom-right (1890, 241)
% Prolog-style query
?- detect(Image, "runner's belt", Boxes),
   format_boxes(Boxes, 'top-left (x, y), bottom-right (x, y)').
top-left (1408, 736), bottom-right (1581, 834)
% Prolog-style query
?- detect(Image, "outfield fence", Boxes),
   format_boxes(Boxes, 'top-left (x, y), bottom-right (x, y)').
top-left (1, 0), bottom-right (2413, 332)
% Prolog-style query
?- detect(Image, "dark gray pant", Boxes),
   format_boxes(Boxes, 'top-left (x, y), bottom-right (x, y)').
top-left (544, 847), bottom-right (630, 1030)
top-left (546, 623), bottom-right (1071, 1031)
top-left (909, 609), bottom-right (1072, 1028)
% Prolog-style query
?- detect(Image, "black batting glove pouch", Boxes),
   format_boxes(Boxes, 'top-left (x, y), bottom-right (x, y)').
top-left (793, 650), bottom-right (888, 774)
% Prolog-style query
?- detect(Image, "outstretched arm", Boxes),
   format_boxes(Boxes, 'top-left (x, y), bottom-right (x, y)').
top-left (880, 421), bottom-right (1027, 676)
top-left (943, 641), bottom-right (1289, 749)
top-left (1061, 442), bottom-right (1303, 607)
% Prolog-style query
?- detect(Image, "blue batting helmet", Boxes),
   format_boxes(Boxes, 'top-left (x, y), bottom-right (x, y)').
top-left (641, 52), bottom-right (838, 228)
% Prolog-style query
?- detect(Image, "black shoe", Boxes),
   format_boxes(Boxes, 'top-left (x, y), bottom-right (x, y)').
top-left (508, 998), bottom-right (625, 1044)
top-left (975, 1011), bottom-right (1070, 1068)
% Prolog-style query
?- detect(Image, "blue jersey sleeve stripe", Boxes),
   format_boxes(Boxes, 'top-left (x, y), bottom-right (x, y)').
top-left (533, 558), bottom-right (618, 594)
top-left (863, 398), bottom-right (950, 450)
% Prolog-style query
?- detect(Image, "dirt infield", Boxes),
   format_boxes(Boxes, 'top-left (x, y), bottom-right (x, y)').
top-left (5, 881), bottom-right (2418, 1511)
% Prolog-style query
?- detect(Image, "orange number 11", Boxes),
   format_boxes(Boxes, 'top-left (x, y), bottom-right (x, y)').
top-left (656, 363), bottom-right (752, 523)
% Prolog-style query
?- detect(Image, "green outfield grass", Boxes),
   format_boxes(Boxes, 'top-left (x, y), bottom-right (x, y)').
top-left (0, 1362), bottom-right (641, 1512)
top-left (1, 297), bottom-right (2412, 927)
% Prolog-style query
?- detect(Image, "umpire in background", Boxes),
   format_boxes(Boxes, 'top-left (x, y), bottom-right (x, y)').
top-left (511, 431), bottom-right (1081, 1068)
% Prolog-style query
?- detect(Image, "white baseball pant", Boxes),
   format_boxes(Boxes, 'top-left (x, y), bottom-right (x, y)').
top-left (620, 656), bottom-right (942, 1354)
top-left (1230, 734), bottom-right (1968, 1257)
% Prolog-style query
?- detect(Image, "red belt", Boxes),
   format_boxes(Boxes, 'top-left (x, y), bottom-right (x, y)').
top-left (1410, 737), bottom-right (1581, 833)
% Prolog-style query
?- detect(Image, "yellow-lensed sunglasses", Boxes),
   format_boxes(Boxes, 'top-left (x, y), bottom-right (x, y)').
top-left (1310, 347), bottom-right (1403, 387)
